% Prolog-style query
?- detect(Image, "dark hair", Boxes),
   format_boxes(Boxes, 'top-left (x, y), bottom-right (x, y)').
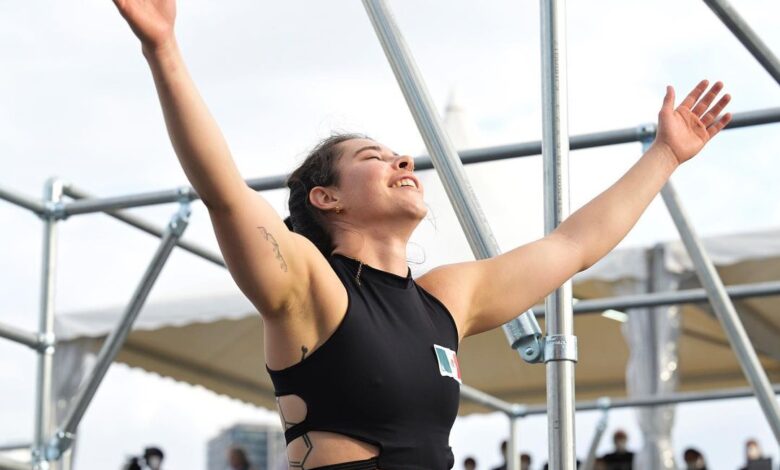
top-left (683, 448), bottom-right (703, 461)
top-left (285, 133), bottom-right (368, 255)
top-left (143, 446), bottom-right (164, 459)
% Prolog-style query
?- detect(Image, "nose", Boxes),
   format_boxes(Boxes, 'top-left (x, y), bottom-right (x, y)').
top-left (395, 155), bottom-right (415, 172)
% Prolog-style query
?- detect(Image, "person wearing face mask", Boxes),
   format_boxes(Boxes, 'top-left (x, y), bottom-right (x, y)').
top-left (682, 448), bottom-right (707, 469)
top-left (739, 439), bottom-right (772, 470)
top-left (601, 430), bottom-right (634, 470)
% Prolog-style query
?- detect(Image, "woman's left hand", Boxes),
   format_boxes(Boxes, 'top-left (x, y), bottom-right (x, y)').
top-left (654, 80), bottom-right (732, 165)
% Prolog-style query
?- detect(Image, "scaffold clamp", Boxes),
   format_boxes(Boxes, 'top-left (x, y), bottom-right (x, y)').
top-left (543, 334), bottom-right (578, 363)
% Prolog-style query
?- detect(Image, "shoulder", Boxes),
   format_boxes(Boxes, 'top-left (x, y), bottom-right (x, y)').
top-left (416, 260), bottom-right (485, 341)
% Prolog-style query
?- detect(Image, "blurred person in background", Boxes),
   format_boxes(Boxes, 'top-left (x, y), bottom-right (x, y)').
top-left (601, 430), bottom-right (634, 470)
top-left (682, 447), bottom-right (707, 469)
top-left (143, 446), bottom-right (164, 470)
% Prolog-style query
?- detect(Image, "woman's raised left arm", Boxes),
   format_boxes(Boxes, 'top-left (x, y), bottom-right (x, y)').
top-left (418, 80), bottom-right (732, 338)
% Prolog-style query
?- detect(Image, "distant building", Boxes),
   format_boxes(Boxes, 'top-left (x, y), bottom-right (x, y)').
top-left (207, 422), bottom-right (286, 470)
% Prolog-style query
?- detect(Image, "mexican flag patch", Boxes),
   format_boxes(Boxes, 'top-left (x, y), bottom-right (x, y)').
top-left (433, 344), bottom-right (462, 384)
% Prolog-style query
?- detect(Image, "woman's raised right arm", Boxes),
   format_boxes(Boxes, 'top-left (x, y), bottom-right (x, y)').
top-left (113, 0), bottom-right (325, 317)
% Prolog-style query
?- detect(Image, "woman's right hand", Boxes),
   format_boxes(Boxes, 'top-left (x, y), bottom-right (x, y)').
top-left (113, 0), bottom-right (176, 51)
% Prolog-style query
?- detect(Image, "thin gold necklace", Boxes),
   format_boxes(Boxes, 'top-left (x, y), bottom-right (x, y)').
top-left (336, 253), bottom-right (364, 286)
top-left (355, 260), bottom-right (364, 286)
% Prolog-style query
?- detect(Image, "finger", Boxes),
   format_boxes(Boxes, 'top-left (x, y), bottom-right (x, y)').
top-left (691, 81), bottom-right (724, 117)
top-left (702, 93), bottom-right (731, 127)
top-left (707, 112), bottom-right (732, 138)
top-left (680, 79), bottom-right (709, 110)
top-left (662, 85), bottom-right (675, 112)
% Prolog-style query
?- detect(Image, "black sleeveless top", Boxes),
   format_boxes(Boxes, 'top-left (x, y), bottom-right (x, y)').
top-left (266, 254), bottom-right (461, 469)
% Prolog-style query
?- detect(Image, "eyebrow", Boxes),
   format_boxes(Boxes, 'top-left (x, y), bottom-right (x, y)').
top-left (353, 145), bottom-right (400, 158)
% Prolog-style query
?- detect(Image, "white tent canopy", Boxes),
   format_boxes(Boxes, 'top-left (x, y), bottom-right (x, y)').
top-left (54, 227), bottom-right (780, 415)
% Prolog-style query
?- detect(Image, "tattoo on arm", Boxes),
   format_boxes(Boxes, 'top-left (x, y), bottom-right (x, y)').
top-left (257, 226), bottom-right (288, 272)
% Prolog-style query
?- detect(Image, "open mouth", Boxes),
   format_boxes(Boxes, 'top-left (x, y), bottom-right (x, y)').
top-left (391, 177), bottom-right (418, 189)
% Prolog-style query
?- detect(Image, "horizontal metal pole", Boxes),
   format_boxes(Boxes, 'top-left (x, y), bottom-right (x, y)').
top-left (0, 186), bottom-right (45, 215)
top-left (0, 442), bottom-right (31, 452)
top-left (63, 184), bottom-right (225, 268)
top-left (0, 456), bottom-right (30, 470)
top-left (703, 0), bottom-right (780, 85)
top-left (460, 384), bottom-right (522, 416)
top-left (54, 107), bottom-right (780, 216)
top-left (62, 186), bottom-right (196, 217)
top-left (0, 321), bottom-right (41, 351)
top-left (531, 280), bottom-right (780, 316)
top-left (521, 384), bottom-right (780, 416)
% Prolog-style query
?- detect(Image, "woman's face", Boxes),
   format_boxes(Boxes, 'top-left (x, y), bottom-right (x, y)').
top-left (324, 138), bottom-right (427, 227)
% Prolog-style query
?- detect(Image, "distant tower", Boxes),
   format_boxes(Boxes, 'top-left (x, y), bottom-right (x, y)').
top-left (441, 88), bottom-right (473, 150)
top-left (207, 422), bottom-right (286, 470)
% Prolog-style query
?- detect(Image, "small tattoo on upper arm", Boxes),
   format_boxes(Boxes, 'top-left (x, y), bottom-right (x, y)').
top-left (257, 226), bottom-right (288, 272)
top-left (301, 345), bottom-right (308, 361)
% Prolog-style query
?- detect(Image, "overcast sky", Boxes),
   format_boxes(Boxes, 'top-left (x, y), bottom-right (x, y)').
top-left (1, 0), bottom-right (780, 469)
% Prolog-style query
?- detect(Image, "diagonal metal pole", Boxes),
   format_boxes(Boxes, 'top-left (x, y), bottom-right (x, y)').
top-left (32, 178), bottom-right (63, 470)
top-left (62, 183), bottom-right (225, 267)
top-left (582, 403), bottom-right (609, 470)
top-left (44, 203), bottom-right (191, 461)
top-left (0, 321), bottom-right (42, 351)
top-left (540, 0), bottom-right (577, 468)
top-left (0, 186), bottom-right (46, 215)
top-left (360, 1), bottom-right (545, 359)
top-left (703, 0), bottom-right (780, 85)
top-left (645, 137), bottom-right (780, 442)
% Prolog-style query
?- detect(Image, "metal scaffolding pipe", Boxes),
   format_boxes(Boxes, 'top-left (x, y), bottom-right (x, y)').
top-left (62, 186), bottom-right (197, 217)
top-left (582, 407), bottom-right (609, 470)
top-left (460, 384), bottom-right (522, 416)
top-left (361, 0), bottom-right (547, 409)
top-left (63, 184), bottom-right (225, 268)
top-left (703, 0), bottom-right (780, 85)
top-left (51, 107), bottom-right (780, 217)
top-left (362, 0), bottom-right (497, 258)
top-left (0, 186), bottom-right (46, 215)
top-left (660, 180), bottom-right (780, 442)
top-left (540, 0), bottom-right (577, 467)
top-left (531, 280), bottom-right (780, 317)
top-left (522, 384), bottom-right (780, 415)
top-left (0, 322), bottom-right (41, 351)
top-left (45, 204), bottom-right (191, 461)
top-left (0, 456), bottom-right (31, 470)
top-left (32, 178), bottom-right (62, 470)
top-left (508, 416), bottom-right (521, 470)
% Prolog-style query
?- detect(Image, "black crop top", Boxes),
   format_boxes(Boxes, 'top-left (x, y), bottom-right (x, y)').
top-left (266, 254), bottom-right (461, 469)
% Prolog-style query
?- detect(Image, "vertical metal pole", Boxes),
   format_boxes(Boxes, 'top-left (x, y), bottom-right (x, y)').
top-left (33, 178), bottom-right (63, 470)
top-left (361, 0), bottom-right (544, 361)
top-left (659, 179), bottom-right (780, 442)
top-left (508, 416), bottom-right (520, 470)
top-left (702, 0), bottom-right (780, 86)
top-left (540, 0), bottom-right (577, 468)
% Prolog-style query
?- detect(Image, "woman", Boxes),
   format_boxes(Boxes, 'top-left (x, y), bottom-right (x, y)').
top-left (112, 1), bottom-right (732, 469)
